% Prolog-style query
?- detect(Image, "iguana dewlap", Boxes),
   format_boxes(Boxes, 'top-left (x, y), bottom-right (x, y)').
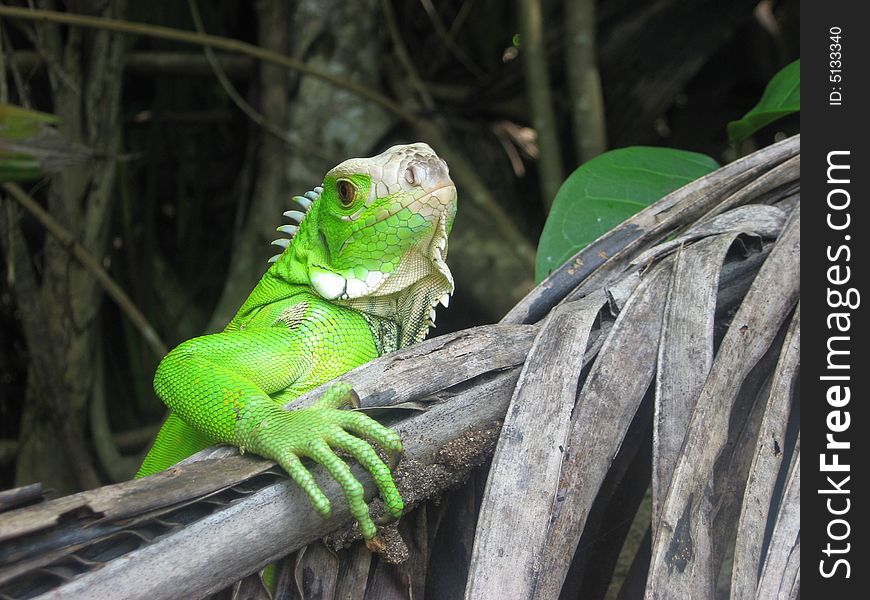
top-left (137, 143), bottom-right (456, 540)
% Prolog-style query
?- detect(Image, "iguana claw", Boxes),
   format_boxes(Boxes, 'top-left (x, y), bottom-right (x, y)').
top-left (254, 383), bottom-right (404, 540)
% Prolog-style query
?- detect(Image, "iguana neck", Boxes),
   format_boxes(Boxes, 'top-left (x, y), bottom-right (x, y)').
top-left (227, 211), bottom-right (447, 349)
top-left (224, 204), bottom-right (322, 331)
top-left (226, 269), bottom-right (439, 350)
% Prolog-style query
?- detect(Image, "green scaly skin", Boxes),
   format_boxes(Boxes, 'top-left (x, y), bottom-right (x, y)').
top-left (136, 143), bottom-right (457, 541)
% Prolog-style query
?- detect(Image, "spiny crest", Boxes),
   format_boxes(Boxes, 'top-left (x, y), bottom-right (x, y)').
top-left (267, 186), bottom-right (322, 263)
top-left (426, 289), bottom-right (452, 331)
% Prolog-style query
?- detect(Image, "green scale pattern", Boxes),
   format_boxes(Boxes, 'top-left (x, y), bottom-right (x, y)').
top-left (342, 204), bottom-right (432, 275)
top-left (136, 143), bottom-right (455, 543)
top-left (138, 294), bottom-right (404, 539)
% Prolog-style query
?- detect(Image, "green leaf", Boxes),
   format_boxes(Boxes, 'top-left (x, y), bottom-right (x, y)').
top-left (727, 60), bottom-right (800, 145)
top-left (535, 147), bottom-right (719, 282)
top-left (0, 104), bottom-right (89, 182)
top-left (0, 153), bottom-right (45, 182)
top-left (0, 103), bottom-right (60, 140)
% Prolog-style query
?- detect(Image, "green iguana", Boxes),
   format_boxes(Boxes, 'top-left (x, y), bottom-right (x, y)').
top-left (136, 143), bottom-right (456, 542)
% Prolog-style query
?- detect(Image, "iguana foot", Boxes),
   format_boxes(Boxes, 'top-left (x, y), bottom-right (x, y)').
top-left (240, 382), bottom-right (404, 540)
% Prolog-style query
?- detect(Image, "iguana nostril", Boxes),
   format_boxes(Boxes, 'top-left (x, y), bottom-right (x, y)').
top-left (404, 164), bottom-right (419, 185)
top-left (404, 158), bottom-right (451, 190)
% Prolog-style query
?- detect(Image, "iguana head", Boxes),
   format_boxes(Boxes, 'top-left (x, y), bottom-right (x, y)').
top-left (271, 143), bottom-right (457, 345)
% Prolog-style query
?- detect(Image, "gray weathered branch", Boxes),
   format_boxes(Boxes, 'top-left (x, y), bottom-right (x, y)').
top-left (0, 136), bottom-right (801, 600)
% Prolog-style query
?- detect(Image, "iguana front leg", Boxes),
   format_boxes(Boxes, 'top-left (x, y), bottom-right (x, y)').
top-left (139, 324), bottom-right (403, 539)
top-left (137, 143), bottom-right (456, 543)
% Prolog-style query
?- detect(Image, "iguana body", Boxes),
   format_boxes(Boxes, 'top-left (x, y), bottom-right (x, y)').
top-left (137, 143), bottom-right (456, 539)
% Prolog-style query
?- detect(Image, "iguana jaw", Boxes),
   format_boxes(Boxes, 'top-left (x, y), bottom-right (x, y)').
top-left (333, 179), bottom-right (456, 345)
top-left (340, 199), bottom-right (455, 346)
top-left (308, 180), bottom-right (455, 301)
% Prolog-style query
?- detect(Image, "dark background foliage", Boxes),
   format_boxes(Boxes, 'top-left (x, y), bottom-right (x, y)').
top-left (0, 0), bottom-right (797, 498)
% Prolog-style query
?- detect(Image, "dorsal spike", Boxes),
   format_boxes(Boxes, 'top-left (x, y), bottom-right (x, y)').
top-left (292, 196), bottom-right (312, 211)
top-left (283, 210), bottom-right (305, 223)
top-left (269, 186), bottom-right (322, 257)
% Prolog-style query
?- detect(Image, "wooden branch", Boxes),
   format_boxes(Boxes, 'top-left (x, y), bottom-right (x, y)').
top-left (645, 207), bottom-right (800, 597)
top-left (651, 233), bottom-right (763, 523)
top-left (0, 484), bottom-right (43, 514)
top-left (466, 292), bottom-right (607, 598)
top-left (696, 154), bottom-right (801, 225)
top-left (632, 203), bottom-right (787, 267)
top-left (0, 138), bottom-right (802, 599)
top-left (755, 436), bottom-right (800, 599)
top-left (10, 366), bottom-right (523, 598)
top-left (11, 49), bottom-right (254, 78)
top-left (729, 305), bottom-right (800, 597)
top-left (502, 134), bottom-right (799, 325)
top-left (530, 261), bottom-right (673, 599)
top-left (0, 324), bottom-right (535, 596)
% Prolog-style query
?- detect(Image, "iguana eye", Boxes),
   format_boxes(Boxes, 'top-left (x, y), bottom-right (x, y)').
top-left (337, 180), bottom-right (355, 207)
